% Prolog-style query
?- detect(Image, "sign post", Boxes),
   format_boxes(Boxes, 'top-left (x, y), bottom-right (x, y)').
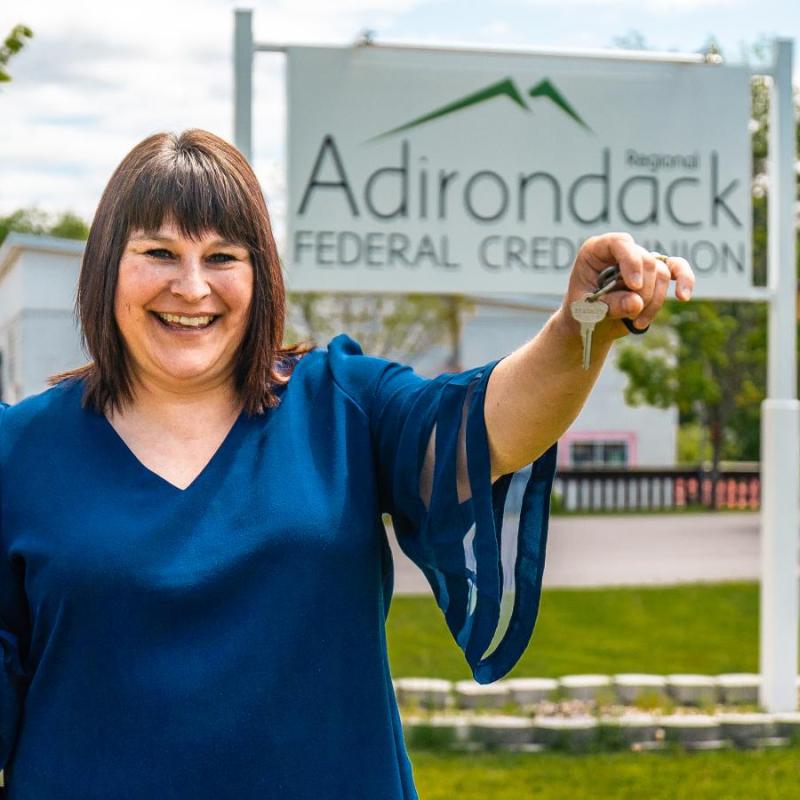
top-left (760, 37), bottom-right (798, 713)
top-left (233, 9), bottom-right (253, 164)
top-left (233, 9), bottom-right (799, 711)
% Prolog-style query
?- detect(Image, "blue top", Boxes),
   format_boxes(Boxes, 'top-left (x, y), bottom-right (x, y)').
top-left (0, 333), bottom-right (557, 799)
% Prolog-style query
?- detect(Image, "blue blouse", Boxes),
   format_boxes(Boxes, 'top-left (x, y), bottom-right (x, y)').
top-left (0, 333), bottom-right (557, 799)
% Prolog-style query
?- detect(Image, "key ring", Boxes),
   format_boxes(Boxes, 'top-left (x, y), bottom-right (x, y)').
top-left (586, 253), bottom-right (670, 335)
top-left (586, 266), bottom-right (624, 301)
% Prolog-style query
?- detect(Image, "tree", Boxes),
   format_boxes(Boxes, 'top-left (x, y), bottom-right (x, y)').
top-left (0, 208), bottom-right (90, 247)
top-left (284, 290), bottom-right (474, 366)
top-left (608, 34), bottom-right (799, 499)
top-left (0, 24), bottom-right (33, 83)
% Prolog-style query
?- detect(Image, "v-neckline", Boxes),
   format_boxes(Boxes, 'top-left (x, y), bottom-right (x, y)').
top-left (99, 407), bottom-right (247, 493)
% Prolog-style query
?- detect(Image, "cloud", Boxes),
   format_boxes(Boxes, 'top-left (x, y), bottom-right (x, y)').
top-left (505, 0), bottom-right (744, 6)
top-left (27, 113), bottom-right (105, 126)
top-left (7, 30), bottom-right (145, 91)
top-left (481, 20), bottom-right (513, 38)
top-left (0, 0), bottom-right (434, 220)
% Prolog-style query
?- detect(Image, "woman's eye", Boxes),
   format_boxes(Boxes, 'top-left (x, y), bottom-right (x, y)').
top-left (145, 249), bottom-right (234, 263)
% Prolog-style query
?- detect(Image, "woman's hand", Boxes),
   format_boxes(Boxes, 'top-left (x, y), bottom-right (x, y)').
top-left (558, 232), bottom-right (696, 343)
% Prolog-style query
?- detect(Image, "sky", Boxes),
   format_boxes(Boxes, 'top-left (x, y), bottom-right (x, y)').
top-left (0, 0), bottom-right (797, 244)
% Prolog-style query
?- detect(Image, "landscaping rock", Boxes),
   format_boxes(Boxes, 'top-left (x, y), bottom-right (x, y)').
top-left (715, 674), bottom-right (760, 705)
top-left (394, 677), bottom-right (453, 709)
top-left (717, 712), bottom-right (776, 746)
top-left (559, 674), bottom-right (613, 702)
top-left (468, 715), bottom-right (537, 748)
top-left (774, 712), bottom-right (800, 741)
top-left (402, 714), bottom-right (470, 749)
top-left (533, 715), bottom-right (598, 751)
top-left (613, 674), bottom-right (668, 704)
top-left (502, 677), bottom-right (558, 706)
top-left (657, 714), bottom-right (723, 747)
top-left (454, 679), bottom-right (512, 709)
top-left (666, 675), bottom-right (718, 706)
top-left (598, 713), bottom-right (660, 745)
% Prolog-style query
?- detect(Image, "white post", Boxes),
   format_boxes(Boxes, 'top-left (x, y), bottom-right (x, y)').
top-left (233, 8), bottom-right (254, 162)
top-left (759, 37), bottom-right (799, 713)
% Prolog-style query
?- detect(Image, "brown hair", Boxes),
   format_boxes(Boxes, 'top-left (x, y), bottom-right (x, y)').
top-left (47, 129), bottom-right (316, 416)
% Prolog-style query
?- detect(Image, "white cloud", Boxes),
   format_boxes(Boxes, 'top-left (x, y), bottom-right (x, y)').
top-left (505, 0), bottom-right (744, 7)
top-left (0, 0), bottom-right (431, 221)
top-left (481, 20), bottom-right (513, 38)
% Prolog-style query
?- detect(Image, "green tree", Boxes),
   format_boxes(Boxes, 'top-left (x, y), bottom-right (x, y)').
top-left (284, 290), bottom-right (474, 366)
top-left (0, 24), bottom-right (33, 83)
top-left (0, 208), bottom-right (90, 247)
top-left (608, 34), bottom-right (799, 492)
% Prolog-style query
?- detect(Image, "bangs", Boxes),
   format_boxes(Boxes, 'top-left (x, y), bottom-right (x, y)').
top-left (122, 147), bottom-right (258, 250)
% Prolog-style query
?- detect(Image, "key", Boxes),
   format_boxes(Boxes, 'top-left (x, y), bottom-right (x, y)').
top-left (570, 296), bottom-right (609, 369)
top-left (570, 252), bottom-right (670, 367)
top-left (589, 265), bottom-right (642, 336)
top-left (585, 265), bottom-right (624, 301)
top-left (588, 252), bottom-right (670, 301)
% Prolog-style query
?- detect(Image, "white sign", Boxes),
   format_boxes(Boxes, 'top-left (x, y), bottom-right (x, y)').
top-left (286, 45), bottom-right (752, 297)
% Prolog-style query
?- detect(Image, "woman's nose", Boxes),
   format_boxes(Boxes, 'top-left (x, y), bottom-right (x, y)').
top-left (170, 258), bottom-right (211, 300)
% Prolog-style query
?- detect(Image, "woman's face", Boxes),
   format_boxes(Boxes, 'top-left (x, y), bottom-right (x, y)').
top-left (115, 219), bottom-right (254, 395)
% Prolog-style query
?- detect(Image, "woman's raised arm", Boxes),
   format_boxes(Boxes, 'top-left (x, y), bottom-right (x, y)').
top-left (483, 233), bottom-right (696, 481)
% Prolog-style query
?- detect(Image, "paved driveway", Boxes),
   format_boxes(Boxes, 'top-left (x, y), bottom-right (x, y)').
top-left (387, 512), bottom-right (765, 594)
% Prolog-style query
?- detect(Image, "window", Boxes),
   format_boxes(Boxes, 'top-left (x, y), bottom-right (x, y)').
top-left (571, 440), bottom-right (628, 467)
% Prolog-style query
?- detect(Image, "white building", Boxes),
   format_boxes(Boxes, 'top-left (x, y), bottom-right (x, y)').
top-left (0, 234), bottom-right (85, 404)
top-left (412, 296), bottom-right (677, 470)
top-left (0, 233), bottom-right (677, 469)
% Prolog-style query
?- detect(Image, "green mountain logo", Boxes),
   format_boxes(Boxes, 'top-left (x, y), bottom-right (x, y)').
top-left (368, 77), bottom-right (592, 141)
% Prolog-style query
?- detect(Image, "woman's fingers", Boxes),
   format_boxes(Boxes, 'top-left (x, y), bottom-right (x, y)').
top-left (638, 250), bottom-right (659, 309)
top-left (636, 263), bottom-right (672, 329)
top-left (600, 261), bottom-right (672, 328)
top-left (583, 232), bottom-right (646, 290)
top-left (663, 256), bottom-right (696, 301)
top-left (573, 234), bottom-right (697, 340)
top-left (583, 235), bottom-right (696, 303)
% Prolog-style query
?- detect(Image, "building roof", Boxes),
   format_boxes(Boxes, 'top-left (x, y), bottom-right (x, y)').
top-left (0, 233), bottom-right (85, 282)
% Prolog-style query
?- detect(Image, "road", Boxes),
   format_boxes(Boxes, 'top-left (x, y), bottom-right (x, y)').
top-left (387, 512), bottom-right (764, 594)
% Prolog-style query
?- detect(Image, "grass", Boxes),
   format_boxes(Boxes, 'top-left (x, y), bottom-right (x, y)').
top-left (389, 580), bottom-right (799, 797)
top-left (407, 748), bottom-right (800, 799)
top-left (386, 581), bottom-right (772, 679)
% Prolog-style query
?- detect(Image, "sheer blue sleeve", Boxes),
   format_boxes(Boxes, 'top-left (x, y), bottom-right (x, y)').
top-left (0, 402), bottom-right (29, 772)
top-left (327, 334), bottom-right (558, 685)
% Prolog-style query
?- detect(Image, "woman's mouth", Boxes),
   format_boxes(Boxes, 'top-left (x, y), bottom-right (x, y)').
top-left (150, 311), bottom-right (221, 332)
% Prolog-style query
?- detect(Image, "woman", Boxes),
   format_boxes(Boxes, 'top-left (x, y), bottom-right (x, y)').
top-left (0, 129), bottom-right (694, 799)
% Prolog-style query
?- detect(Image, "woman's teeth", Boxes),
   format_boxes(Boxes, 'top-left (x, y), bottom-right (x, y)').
top-left (155, 312), bottom-right (217, 329)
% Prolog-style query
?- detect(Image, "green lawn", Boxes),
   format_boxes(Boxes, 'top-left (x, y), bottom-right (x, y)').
top-left (389, 580), bottom-right (800, 797)
top-left (386, 581), bottom-right (770, 679)
top-left (408, 748), bottom-right (800, 799)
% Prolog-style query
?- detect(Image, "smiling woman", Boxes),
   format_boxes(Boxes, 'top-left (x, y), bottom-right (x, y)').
top-left (0, 128), bottom-right (566, 800)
